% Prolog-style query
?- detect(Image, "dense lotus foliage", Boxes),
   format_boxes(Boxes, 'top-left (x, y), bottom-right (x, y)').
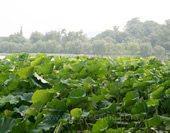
top-left (0, 53), bottom-right (169, 133)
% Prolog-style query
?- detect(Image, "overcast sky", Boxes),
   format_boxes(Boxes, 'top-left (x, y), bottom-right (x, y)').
top-left (0, 0), bottom-right (170, 37)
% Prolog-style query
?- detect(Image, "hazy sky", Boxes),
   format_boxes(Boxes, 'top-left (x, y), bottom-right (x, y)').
top-left (0, 0), bottom-right (170, 37)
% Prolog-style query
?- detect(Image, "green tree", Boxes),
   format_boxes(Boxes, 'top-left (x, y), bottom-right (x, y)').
top-left (157, 20), bottom-right (170, 52)
top-left (125, 17), bottom-right (144, 39)
top-left (30, 31), bottom-right (44, 43)
top-left (31, 40), bottom-right (46, 53)
top-left (61, 30), bottom-right (88, 53)
top-left (162, 42), bottom-right (170, 55)
top-left (91, 30), bottom-right (115, 43)
top-left (65, 39), bottom-right (83, 54)
top-left (43, 31), bottom-right (61, 42)
top-left (0, 41), bottom-right (23, 53)
top-left (153, 45), bottom-right (165, 56)
top-left (44, 40), bottom-right (63, 53)
top-left (140, 43), bottom-right (153, 57)
top-left (8, 33), bottom-right (26, 43)
top-left (142, 21), bottom-right (162, 45)
top-left (92, 30), bottom-right (133, 44)
top-left (127, 42), bottom-right (140, 55)
top-left (104, 42), bottom-right (116, 55)
top-left (115, 43), bottom-right (126, 55)
top-left (92, 40), bottom-right (106, 55)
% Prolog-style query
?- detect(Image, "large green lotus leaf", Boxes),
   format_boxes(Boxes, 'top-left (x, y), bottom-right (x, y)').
top-left (4, 73), bottom-right (15, 85)
top-left (81, 77), bottom-right (95, 84)
top-left (59, 113), bottom-right (70, 123)
top-left (133, 81), bottom-right (147, 89)
top-left (30, 76), bottom-right (51, 89)
top-left (60, 79), bottom-right (72, 86)
top-left (32, 90), bottom-right (53, 105)
top-left (18, 92), bottom-right (33, 103)
top-left (33, 73), bottom-right (49, 84)
top-left (0, 73), bottom-right (9, 85)
top-left (17, 79), bottom-right (29, 89)
top-left (60, 78), bottom-right (81, 88)
top-left (151, 87), bottom-right (165, 99)
top-left (106, 128), bottom-right (125, 133)
top-left (146, 98), bottom-right (159, 108)
top-left (130, 71), bottom-right (144, 77)
top-left (14, 122), bottom-right (43, 133)
top-left (95, 68), bottom-right (108, 78)
top-left (99, 101), bottom-right (117, 113)
top-left (133, 77), bottom-right (155, 89)
top-left (123, 91), bottom-right (139, 106)
top-left (0, 64), bottom-right (11, 71)
top-left (69, 88), bottom-right (87, 105)
top-left (63, 65), bottom-right (71, 72)
top-left (14, 105), bottom-right (29, 116)
top-left (26, 101), bottom-right (44, 116)
top-left (145, 114), bottom-right (161, 127)
top-left (31, 56), bottom-right (45, 66)
top-left (0, 117), bottom-right (17, 133)
top-left (70, 88), bottom-right (86, 98)
top-left (38, 114), bottom-right (59, 131)
top-left (71, 72), bottom-right (80, 79)
top-left (70, 108), bottom-right (82, 118)
top-left (159, 115), bottom-right (170, 122)
top-left (81, 111), bottom-right (91, 118)
top-left (11, 119), bottom-right (27, 133)
top-left (54, 59), bottom-right (65, 69)
top-left (92, 118), bottom-right (108, 133)
top-left (85, 63), bottom-right (101, 72)
top-left (161, 99), bottom-right (170, 111)
top-left (17, 66), bottom-right (34, 78)
top-left (109, 82), bottom-right (121, 96)
top-left (132, 101), bottom-right (147, 114)
top-left (88, 94), bottom-right (104, 103)
top-left (69, 63), bottom-right (83, 73)
top-left (144, 70), bottom-right (154, 76)
top-left (97, 87), bottom-right (109, 96)
top-left (30, 129), bottom-right (43, 133)
top-left (52, 83), bottom-right (68, 97)
top-left (36, 63), bottom-right (54, 74)
top-left (165, 88), bottom-right (170, 97)
top-left (47, 99), bottom-right (67, 111)
top-left (86, 102), bottom-right (95, 111)
top-left (161, 80), bottom-right (170, 88)
top-left (0, 94), bottom-right (20, 104)
top-left (79, 69), bottom-right (88, 78)
top-left (6, 78), bottom-right (19, 91)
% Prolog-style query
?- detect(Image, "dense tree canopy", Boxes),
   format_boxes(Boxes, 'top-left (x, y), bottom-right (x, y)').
top-left (0, 18), bottom-right (170, 57)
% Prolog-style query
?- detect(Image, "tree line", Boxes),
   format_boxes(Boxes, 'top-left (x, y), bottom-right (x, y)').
top-left (0, 18), bottom-right (170, 57)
